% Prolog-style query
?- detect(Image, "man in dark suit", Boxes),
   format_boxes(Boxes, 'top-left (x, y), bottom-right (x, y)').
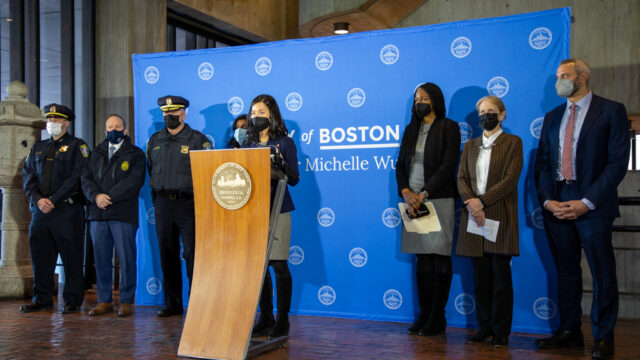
top-left (534, 58), bottom-right (629, 359)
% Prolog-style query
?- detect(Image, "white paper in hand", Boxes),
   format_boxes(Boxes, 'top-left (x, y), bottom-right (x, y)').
top-left (466, 215), bottom-right (500, 242)
top-left (398, 202), bottom-right (441, 234)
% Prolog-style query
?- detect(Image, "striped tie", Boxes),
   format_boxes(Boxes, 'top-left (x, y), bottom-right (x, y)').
top-left (561, 104), bottom-right (576, 180)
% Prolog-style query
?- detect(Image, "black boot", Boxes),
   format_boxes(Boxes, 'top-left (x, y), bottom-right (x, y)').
top-left (268, 261), bottom-right (292, 339)
top-left (408, 269), bottom-right (433, 335)
top-left (419, 256), bottom-right (452, 336)
top-left (252, 271), bottom-right (275, 336)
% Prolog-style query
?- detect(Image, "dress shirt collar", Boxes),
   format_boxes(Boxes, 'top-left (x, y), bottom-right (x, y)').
top-left (482, 128), bottom-right (503, 146)
top-left (567, 90), bottom-right (592, 112)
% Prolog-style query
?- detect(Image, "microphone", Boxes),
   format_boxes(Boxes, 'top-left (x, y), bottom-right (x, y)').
top-left (266, 144), bottom-right (299, 182)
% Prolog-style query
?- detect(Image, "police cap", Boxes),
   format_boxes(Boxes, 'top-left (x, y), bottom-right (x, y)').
top-left (43, 103), bottom-right (75, 121)
top-left (158, 95), bottom-right (189, 112)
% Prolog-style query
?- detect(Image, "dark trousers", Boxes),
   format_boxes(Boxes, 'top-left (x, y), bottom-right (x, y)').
top-left (415, 254), bottom-right (452, 324)
top-left (544, 182), bottom-right (617, 341)
top-left (259, 260), bottom-right (292, 316)
top-left (153, 194), bottom-right (195, 311)
top-left (89, 220), bottom-right (138, 304)
top-left (471, 254), bottom-right (513, 338)
top-left (28, 204), bottom-right (85, 306)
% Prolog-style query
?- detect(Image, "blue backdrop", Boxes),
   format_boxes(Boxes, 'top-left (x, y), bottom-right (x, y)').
top-left (132, 8), bottom-right (570, 334)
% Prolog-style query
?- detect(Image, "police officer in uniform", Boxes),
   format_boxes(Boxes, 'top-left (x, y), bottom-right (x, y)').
top-left (147, 95), bottom-right (212, 317)
top-left (82, 114), bottom-right (146, 317)
top-left (21, 104), bottom-right (90, 314)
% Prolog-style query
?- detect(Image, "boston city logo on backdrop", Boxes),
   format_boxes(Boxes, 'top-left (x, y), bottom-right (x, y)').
top-left (347, 88), bottom-right (366, 108)
top-left (451, 37), bottom-right (472, 58)
top-left (380, 44), bottom-right (399, 65)
top-left (255, 57), bottom-right (272, 76)
top-left (317, 207), bottom-right (335, 227)
top-left (349, 247), bottom-right (368, 268)
top-left (286, 92), bottom-right (303, 112)
top-left (529, 27), bottom-right (552, 50)
top-left (383, 289), bottom-right (403, 310)
top-left (530, 207), bottom-right (545, 229)
top-left (144, 66), bottom-right (159, 84)
top-left (315, 51), bottom-right (333, 71)
top-left (198, 62), bottom-right (214, 80)
top-left (146, 277), bottom-right (162, 295)
top-left (288, 245), bottom-right (304, 265)
top-left (227, 96), bottom-right (244, 116)
top-left (487, 76), bottom-right (509, 98)
top-left (530, 116), bottom-right (544, 139)
top-left (459, 122), bottom-right (473, 143)
top-left (318, 286), bottom-right (336, 305)
top-left (382, 208), bottom-right (401, 228)
top-left (533, 297), bottom-right (557, 319)
top-left (454, 293), bottom-right (476, 315)
top-left (146, 207), bottom-right (156, 225)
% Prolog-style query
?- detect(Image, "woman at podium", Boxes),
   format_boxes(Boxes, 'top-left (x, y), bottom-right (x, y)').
top-left (244, 94), bottom-right (300, 339)
top-left (456, 95), bottom-right (523, 347)
top-left (396, 83), bottom-right (461, 336)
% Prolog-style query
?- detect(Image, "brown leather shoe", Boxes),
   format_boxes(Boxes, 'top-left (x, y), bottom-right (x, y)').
top-left (118, 303), bottom-right (134, 317)
top-left (88, 302), bottom-right (113, 316)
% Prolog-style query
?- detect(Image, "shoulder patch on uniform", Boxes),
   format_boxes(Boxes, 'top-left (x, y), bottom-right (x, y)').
top-left (121, 161), bottom-right (129, 171)
top-left (203, 141), bottom-right (212, 150)
top-left (181, 145), bottom-right (189, 154)
top-left (79, 144), bottom-right (89, 158)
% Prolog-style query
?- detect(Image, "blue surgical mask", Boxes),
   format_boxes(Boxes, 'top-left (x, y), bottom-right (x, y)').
top-left (234, 128), bottom-right (248, 145)
top-left (106, 129), bottom-right (125, 144)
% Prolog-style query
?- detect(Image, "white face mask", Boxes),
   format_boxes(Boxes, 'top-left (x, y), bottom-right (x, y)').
top-left (46, 122), bottom-right (63, 137)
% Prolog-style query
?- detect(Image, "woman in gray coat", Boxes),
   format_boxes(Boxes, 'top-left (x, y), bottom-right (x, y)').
top-left (396, 82), bottom-right (461, 336)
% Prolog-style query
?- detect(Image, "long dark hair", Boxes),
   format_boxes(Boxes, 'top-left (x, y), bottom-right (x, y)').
top-left (399, 82), bottom-right (446, 159)
top-left (246, 94), bottom-right (289, 143)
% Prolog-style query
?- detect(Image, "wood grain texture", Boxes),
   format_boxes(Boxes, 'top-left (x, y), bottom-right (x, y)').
top-left (178, 148), bottom-right (271, 360)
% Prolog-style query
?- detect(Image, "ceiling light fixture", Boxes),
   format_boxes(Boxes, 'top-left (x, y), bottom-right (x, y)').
top-left (333, 22), bottom-right (349, 35)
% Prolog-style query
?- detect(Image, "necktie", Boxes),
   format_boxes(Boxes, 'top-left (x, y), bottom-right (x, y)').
top-left (109, 145), bottom-right (116, 160)
top-left (40, 141), bottom-right (57, 196)
top-left (561, 104), bottom-right (576, 180)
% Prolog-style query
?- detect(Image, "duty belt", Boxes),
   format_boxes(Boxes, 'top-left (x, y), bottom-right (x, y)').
top-left (154, 190), bottom-right (193, 200)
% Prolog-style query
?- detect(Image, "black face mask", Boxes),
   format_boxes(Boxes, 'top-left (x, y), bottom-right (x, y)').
top-left (415, 102), bottom-right (432, 119)
top-left (106, 129), bottom-right (125, 144)
top-left (163, 114), bottom-right (181, 130)
top-left (479, 113), bottom-right (500, 131)
top-left (250, 116), bottom-right (270, 132)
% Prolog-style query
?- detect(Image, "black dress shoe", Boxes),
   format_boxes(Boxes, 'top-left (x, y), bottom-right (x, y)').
top-left (418, 317), bottom-right (446, 336)
top-left (157, 307), bottom-right (183, 317)
top-left (252, 313), bottom-right (275, 336)
top-left (591, 339), bottom-right (614, 359)
top-left (19, 302), bottom-right (53, 313)
top-left (267, 315), bottom-right (290, 339)
top-left (408, 313), bottom-right (429, 335)
top-left (492, 336), bottom-right (509, 348)
top-left (61, 304), bottom-right (80, 314)
top-left (468, 328), bottom-right (493, 343)
top-left (534, 329), bottom-right (584, 348)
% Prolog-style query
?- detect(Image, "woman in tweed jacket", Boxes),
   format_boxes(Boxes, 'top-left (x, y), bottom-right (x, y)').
top-left (456, 95), bottom-right (523, 348)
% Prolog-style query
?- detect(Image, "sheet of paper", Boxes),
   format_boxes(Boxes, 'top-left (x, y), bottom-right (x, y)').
top-left (466, 215), bottom-right (500, 242)
top-left (398, 202), bottom-right (441, 234)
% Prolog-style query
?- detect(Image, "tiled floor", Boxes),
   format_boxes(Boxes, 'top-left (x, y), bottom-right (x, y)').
top-left (1, 290), bottom-right (639, 359)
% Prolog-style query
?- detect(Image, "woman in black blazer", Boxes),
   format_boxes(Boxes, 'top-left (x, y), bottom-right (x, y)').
top-left (396, 82), bottom-right (461, 336)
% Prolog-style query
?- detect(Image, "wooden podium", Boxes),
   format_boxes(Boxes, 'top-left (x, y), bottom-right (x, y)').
top-left (178, 148), bottom-right (276, 360)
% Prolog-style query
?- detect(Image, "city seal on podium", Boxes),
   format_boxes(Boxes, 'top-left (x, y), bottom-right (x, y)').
top-left (211, 162), bottom-right (252, 210)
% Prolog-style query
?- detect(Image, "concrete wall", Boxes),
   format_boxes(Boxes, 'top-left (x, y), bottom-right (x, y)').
top-left (299, 0), bottom-right (368, 25)
top-left (398, 0), bottom-right (640, 113)
top-left (174, 0), bottom-right (299, 41)
top-left (95, 0), bottom-right (166, 144)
